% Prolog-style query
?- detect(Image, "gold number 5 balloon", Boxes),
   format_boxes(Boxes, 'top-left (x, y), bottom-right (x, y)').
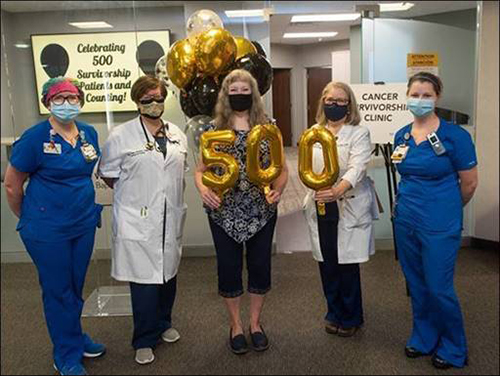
top-left (201, 130), bottom-right (239, 197)
top-left (246, 123), bottom-right (284, 201)
top-left (298, 125), bottom-right (340, 215)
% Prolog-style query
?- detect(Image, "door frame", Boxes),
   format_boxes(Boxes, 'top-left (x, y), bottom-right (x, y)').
top-left (272, 67), bottom-right (293, 147)
top-left (303, 65), bottom-right (332, 133)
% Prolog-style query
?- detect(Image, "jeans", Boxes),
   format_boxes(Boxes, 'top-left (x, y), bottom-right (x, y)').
top-left (208, 215), bottom-right (277, 298)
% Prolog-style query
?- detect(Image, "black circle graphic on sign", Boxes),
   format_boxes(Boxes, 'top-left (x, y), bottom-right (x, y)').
top-left (41, 44), bottom-right (69, 78)
top-left (136, 40), bottom-right (165, 76)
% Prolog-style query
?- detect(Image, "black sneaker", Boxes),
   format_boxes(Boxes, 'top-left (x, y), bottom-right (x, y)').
top-left (431, 354), bottom-right (454, 369)
top-left (405, 346), bottom-right (426, 358)
top-left (431, 354), bottom-right (468, 369)
top-left (229, 329), bottom-right (249, 355)
top-left (250, 326), bottom-right (270, 352)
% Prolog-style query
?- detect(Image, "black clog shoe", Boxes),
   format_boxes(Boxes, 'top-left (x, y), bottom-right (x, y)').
top-left (250, 326), bottom-right (270, 352)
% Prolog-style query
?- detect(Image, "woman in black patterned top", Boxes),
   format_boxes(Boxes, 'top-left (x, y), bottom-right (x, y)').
top-left (195, 69), bottom-right (288, 354)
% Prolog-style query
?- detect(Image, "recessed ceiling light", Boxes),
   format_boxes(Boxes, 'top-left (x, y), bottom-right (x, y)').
top-left (68, 21), bottom-right (113, 29)
top-left (225, 9), bottom-right (265, 18)
top-left (283, 32), bottom-right (338, 39)
top-left (291, 13), bottom-right (361, 22)
top-left (379, 2), bottom-right (414, 12)
top-left (14, 43), bottom-right (30, 49)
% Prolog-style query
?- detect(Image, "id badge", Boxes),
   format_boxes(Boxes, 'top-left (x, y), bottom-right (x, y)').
top-left (43, 142), bottom-right (62, 154)
top-left (391, 144), bottom-right (409, 164)
top-left (80, 144), bottom-right (98, 162)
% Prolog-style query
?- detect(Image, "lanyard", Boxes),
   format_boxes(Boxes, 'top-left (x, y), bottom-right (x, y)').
top-left (49, 124), bottom-right (97, 162)
top-left (49, 125), bottom-right (88, 146)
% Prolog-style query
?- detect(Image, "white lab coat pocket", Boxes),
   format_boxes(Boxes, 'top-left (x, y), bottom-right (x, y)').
top-left (340, 190), bottom-right (372, 229)
top-left (114, 205), bottom-right (151, 241)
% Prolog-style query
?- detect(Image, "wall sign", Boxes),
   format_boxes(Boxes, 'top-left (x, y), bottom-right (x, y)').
top-left (31, 30), bottom-right (170, 114)
top-left (351, 83), bottom-right (414, 144)
top-left (406, 52), bottom-right (439, 79)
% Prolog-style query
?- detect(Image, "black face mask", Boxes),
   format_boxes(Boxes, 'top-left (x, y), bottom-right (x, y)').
top-left (324, 103), bottom-right (349, 122)
top-left (229, 94), bottom-right (253, 112)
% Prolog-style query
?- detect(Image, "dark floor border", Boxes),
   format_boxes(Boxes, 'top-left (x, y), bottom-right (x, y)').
top-left (471, 237), bottom-right (500, 251)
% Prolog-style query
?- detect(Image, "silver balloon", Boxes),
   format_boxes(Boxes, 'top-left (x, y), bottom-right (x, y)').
top-left (185, 115), bottom-right (213, 163)
top-left (186, 9), bottom-right (224, 43)
top-left (155, 56), bottom-right (172, 90)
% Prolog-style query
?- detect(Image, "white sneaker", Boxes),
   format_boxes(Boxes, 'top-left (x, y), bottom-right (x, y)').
top-left (135, 348), bottom-right (155, 365)
top-left (161, 328), bottom-right (181, 343)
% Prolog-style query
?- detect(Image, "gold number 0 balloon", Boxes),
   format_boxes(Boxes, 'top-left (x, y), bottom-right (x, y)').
top-left (201, 130), bottom-right (239, 197)
top-left (298, 126), bottom-right (340, 215)
top-left (246, 123), bottom-right (284, 201)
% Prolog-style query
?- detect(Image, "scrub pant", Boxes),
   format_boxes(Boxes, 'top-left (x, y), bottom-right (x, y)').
top-left (129, 276), bottom-right (177, 350)
top-left (394, 222), bottom-right (468, 367)
top-left (20, 228), bottom-right (96, 369)
top-left (317, 202), bottom-right (363, 329)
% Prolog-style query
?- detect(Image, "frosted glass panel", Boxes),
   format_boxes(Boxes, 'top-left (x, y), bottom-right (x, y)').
top-left (371, 18), bottom-right (476, 120)
top-left (361, 17), bottom-right (478, 239)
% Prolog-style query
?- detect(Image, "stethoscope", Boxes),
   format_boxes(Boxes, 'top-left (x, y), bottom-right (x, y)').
top-left (139, 117), bottom-right (179, 153)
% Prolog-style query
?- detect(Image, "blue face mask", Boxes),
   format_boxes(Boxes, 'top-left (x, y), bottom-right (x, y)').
top-left (50, 102), bottom-right (81, 123)
top-left (407, 98), bottom-right (435, 118)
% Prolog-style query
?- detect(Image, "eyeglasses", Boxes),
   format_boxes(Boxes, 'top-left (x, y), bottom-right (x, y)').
top-left (51, 95), bottom-right (80, 105)
top-left (324, 98), bottom-right (349, 106)
top-left (139, 97), bottom-right (166, 105)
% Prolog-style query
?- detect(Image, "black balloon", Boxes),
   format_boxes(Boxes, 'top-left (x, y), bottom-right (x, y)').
top-left (215, 73), bottom-right (228, 87)
top-left (180, 89), bottom-right (201, 118)
top-left (41, 44), bottom-right (69, 78)
top-left (235, 53), bottom-right (273, 95)
top-left (136, 40), bottom-right (165, 76)
top-left (191, 76), bottom-right (220, 117)
top-left (251, 41), bottom-right (267, 58)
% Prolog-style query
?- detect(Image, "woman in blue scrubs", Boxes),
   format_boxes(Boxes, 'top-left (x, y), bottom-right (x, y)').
top-left (393, 72), bottom-right (478, 370)
top-left (4, 77), bottom-right (105, 376)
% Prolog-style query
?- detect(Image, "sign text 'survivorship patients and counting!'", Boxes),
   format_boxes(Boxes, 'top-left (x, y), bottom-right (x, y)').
top-left (31, 31), bottom-right (170, 114)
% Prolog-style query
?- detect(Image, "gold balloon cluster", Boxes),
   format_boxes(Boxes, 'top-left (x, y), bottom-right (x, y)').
top-left (200, 130), bottom-right (239, 196)
top-left (298, 125), bottom-right (340, 215)
top-left (167, 10), bottom-right (261, 91)
top-left (246, 123), bottom-right (284, 201)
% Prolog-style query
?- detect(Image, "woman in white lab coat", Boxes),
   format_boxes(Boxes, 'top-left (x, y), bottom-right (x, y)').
top-left (303, 81), bottom-right (379, 337)
top-left (98, 76), bottom-right (188, 365)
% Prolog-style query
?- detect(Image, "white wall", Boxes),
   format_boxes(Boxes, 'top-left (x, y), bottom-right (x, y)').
top-left (473, 1), bottom-right (499, 242)
top-left (270, 40), bottom-right (350, 146)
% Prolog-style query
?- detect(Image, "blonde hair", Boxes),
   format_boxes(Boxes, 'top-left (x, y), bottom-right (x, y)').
top-left (315, 81), bottom-right (361, 126)
top-left (213, 69), bottom-right (268, 130)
